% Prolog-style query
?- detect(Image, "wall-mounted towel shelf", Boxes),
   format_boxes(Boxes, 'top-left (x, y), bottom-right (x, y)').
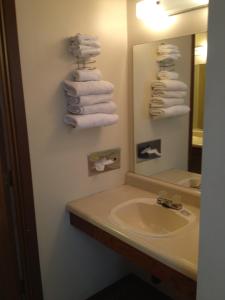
top-left (149, 43), bottom-right (190, 120)
top-left (73, 57), bottom-right (96, 71)
top-left (158, 63), bottom-right (176, 72)
top-left (63, 33), bottom-right (119, 129)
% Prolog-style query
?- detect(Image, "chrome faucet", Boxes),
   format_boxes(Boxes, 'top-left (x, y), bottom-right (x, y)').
top-left (157, 195), bottom-right (183, 211)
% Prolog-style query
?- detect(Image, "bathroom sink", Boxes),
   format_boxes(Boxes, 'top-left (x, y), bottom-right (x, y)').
top-left (109, 198), bottom-right (195, 238)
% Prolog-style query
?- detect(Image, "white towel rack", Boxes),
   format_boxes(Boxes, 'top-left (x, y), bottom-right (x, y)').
top-left (158, 63), bottom-right (176, 72)
top-left (73, 57), bottom-right (96, 70)
top-left (68, 34), bottom-right (98, 71)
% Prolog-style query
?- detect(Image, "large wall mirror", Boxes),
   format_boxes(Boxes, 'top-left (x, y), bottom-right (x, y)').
top-left (133, 32), bottom-right (207, 190)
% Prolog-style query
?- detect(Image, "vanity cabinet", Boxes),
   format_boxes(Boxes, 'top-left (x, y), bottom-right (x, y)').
top-left (70, 213), bottom-right (196, 300)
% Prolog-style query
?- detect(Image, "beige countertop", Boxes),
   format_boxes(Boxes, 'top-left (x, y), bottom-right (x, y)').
top-left (152, 169), bottom-right (201, 188)
top-left (67, 184), bottom-right (199, 281)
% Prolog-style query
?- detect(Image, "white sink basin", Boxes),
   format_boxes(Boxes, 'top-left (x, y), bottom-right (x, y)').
top-left (109, 198), bottom-right (195, 238)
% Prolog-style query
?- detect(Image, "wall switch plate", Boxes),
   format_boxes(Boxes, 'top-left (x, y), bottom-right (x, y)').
top-left (88, 148), bottom-right (121, 176)
top-left (137, 139), bottom-right (161, 162)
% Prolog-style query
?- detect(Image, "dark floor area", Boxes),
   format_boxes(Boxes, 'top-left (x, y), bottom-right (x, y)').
top-left (87, 274), bottom-right (172, 300)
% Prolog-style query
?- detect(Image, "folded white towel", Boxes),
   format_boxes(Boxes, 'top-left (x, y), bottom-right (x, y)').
top-left (158, 71), bottom-right (179, 80)
top-left (158, 44), bottom-right (178, 51)
top-left (70, 34), bottom-right (98, 43)
top-left (157, 59), bottom-right (177, 68)
top-left (64, 113), bottom-right (119, 128)
top-left (69, 45), bottom-right (101, 58)
top-left (66, 93), bottom-right (113, 106)
top-left (69, 37), bottom-right (100, 48)
top-left (158, 48), bottom-right (180, 55)
top-left (69, 44), bottom-right (97, 51)
top-left (157, 53), bottom-right (181, 62)
top-left (76, 40), bottom-right (101, 48)
top-left (152, 90), bottom-right (187, 98)
top-left (152, 80), bottom-right (188, 91)
top-left (150, 105), bottom-right (190, 119)
top-left (67, 101), bottom-right (117, 115)
top-left (64, 80), bottom-right (114, 96)
top-left (73, 69), bottom-right (102, 82)
top-left (150, 97), bottom-right (185, 108)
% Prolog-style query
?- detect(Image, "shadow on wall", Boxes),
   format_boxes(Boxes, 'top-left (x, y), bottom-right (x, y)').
top-left (41, 212), bottom-right (129, 300)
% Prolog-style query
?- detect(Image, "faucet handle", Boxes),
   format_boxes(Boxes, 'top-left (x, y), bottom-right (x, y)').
top-left (157, 192), bottom-right (183, 210)
top-left (157, 198), bottom-right (172, 207)
top-left (158, 192), bottom-right (181, 202)
top-left (171, 202), bottom-right (183, 210)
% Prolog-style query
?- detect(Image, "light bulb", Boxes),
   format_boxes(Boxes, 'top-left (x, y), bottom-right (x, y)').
top-left (136, 0), bottom-right (174, 31)
top-left (195, 42), bottom-right (208, 64)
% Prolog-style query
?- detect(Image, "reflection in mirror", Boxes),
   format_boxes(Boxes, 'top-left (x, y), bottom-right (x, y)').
top-left (133, 33), bottom-right (207, 190)
top-left (161, 0), bottom-right (209, 15)
top-left (189, 33), bottom-right (207, 174)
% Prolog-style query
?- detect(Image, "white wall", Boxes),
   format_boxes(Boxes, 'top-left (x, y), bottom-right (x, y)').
top-left (15, 1), bottom-right (129, 299)
top-left (197, 1), bottom-right (225, 299)
top-left (133, 36), bottom-right (192, 177)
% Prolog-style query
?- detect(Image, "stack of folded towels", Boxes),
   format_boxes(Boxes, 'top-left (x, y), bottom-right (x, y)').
top-left (150, 43), bottom-right (190, 119)
top-left (68, 33), bottom-right (101, 59)
top-left (63, 34), bottom-right (118, 129)
top-left (63, 76), bottom-right (118, 129)
top-left (150, 77), bottom-right (190, 119)
top-left (157, 44), bottom-right (181, 65)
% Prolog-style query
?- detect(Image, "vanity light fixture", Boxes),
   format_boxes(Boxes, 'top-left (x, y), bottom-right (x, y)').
top-left (195, 42), bottom-right (208, 63)
top-left (136, 0), bottom-right (172, 31)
